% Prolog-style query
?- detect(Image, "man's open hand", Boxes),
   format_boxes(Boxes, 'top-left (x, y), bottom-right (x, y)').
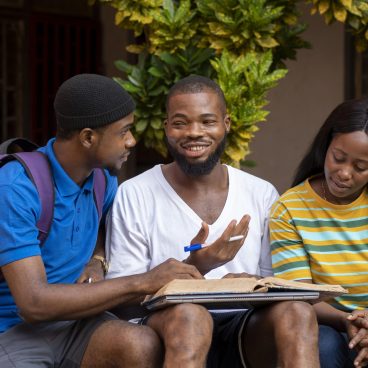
top-left (185, 214), bottom-right (250, 275)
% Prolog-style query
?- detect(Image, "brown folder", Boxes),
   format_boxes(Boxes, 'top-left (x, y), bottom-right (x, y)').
top-left (142, 277), bottom-right (347, 311)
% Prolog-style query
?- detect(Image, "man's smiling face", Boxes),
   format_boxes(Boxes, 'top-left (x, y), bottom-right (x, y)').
top-left (164, 91), bottom-right (230, 176)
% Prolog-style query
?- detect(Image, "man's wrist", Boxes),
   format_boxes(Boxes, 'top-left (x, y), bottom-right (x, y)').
top-left (92, 255), bottom-right (109, 275)
top-left (183, 256), bottom-right (209, 276)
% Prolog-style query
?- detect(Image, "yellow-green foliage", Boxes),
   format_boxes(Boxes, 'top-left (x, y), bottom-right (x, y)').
top-left (95, 0), bottom-right (308, 166)
top-left (197, 0), bottom-right (308, 66)
top-left (148, 0), bottom-right (198, 54)
top-left (309, 0), bottom-right (368, 51)
top-left (97, 0), bottom-right (162, 37)
top-left (212, 50), bottom-right (287, 167)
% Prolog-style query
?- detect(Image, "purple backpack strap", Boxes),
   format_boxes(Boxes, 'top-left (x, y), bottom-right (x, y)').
top-left (0, 152), bottom-right (54, 244)
top-left (93, 168), bottom-right (106, 222)
top-left (0, 152), bottom-right (105, 242)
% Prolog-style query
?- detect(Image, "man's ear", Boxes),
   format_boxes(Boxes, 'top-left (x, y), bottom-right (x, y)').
top-left (163, 119), bottom-right (168, 130)
top-left (79, 128), bottom-right (95, 149)
top-left (224, 114), bottom-right (231, 133)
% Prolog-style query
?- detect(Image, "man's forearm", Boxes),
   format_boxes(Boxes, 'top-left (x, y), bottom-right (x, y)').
top-left (16, 275), bottom-right (153, 323)
top-left (6, 256), bottom-right (202, 324)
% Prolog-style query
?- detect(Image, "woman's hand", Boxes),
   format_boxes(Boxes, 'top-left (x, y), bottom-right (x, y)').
top-left (346, 310), bottom-right (368, 367)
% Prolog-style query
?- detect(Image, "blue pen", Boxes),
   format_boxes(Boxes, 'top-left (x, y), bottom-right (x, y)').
top-left (184, 235), bottom-right (244, 252)
top-left (184, 243), bottom-right (205, 252)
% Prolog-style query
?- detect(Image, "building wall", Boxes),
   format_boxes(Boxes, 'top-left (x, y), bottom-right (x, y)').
top-left (246, 5), bottom-right (345, 194)
top-left (100, 5), bottom-right (137, 179)
top-left (100, 5), bottom-right (130, 78)
top-left (100, 4), bottom-right (345, 192)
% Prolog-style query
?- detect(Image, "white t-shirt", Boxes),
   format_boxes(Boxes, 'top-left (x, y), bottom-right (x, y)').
top-left (106, 164), bottom-right (279, 279)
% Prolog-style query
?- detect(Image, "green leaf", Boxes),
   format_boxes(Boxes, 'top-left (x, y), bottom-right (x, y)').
top-left (163, 0), bottom-right (174, 19)
top-left (159, 52), bottom-right (180, 66)
top-left (127, 74), bottom-right (143, 88)
top-left (153, 129), bottom-right (164, 139)
top-left (174, 0), bottom-right (192, 23)
top-left (149, 85), bottom-right (167, 96)
top-left (256, 37), bottom-right (279, 48)
top-left (333, 3), bottom-right (347, 22)
top-left (151, 117), bottom-right (163, 129)
top-left (339, 0), bottom-right (352, 9)
top-left (318, 0), bottom-right (331, 15)
top-left (114, 59), bottom-right (133, 73)
top-left (348, 15), bottom-right (360, 29)
top-left (120, 81), bottom-right (141, 93)
top-left (126, 44), bottom-right (146, 54)
top-left (135, 119), bottom-right (149, 133)
top-left (148, 66), bottom-right (165, 78)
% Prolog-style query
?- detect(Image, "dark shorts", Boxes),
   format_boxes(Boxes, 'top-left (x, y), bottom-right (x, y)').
top-left (0, 311), bottom-right (118, 368)
top-left (207, 310), bottom-right (253, 368)
top-left (140, 309), bottom-right (253, 368)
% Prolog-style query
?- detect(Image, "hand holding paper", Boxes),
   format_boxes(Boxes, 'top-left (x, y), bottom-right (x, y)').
top-left (142, 258), bottom-right (204, 294)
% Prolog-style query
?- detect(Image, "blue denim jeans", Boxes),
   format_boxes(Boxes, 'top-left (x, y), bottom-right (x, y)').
top-left (319, 325), bottom-right (356, 368)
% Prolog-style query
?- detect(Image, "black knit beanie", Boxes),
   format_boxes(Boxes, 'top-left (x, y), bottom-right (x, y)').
top-left (54, 74), bottom-right (136, 130)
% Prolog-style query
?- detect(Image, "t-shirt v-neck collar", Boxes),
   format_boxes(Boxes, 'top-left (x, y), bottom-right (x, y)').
top-left (153, 164), bottom-right (232, 227)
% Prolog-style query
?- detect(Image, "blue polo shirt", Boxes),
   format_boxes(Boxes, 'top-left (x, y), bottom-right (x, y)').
top-left (0, 138), bottom-right (117, 333)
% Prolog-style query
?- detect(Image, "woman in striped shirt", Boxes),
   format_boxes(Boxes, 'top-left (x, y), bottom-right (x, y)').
top-left (270, 98), bottom-right (368, 368)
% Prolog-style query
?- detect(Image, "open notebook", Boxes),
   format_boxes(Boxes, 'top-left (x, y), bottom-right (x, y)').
top-left (142, 277), bottom-right (347, 311)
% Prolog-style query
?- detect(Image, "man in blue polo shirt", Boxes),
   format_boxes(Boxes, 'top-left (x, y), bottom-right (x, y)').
top-left (0, 74), bottom-right (203, 368)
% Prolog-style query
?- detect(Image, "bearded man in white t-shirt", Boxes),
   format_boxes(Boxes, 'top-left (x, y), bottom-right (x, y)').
top-left (106, 75), bottom-right (320, 368)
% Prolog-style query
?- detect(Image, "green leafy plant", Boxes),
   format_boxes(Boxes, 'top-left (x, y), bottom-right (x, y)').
top-left (212, 50), bottom-right (287, 166)
top-left (196, 0), bottom-right (309, 67)
top-left (94, 0), bottom-right (306, 166)
top-left (97, 0), bottom-right (162, 38)
top-left (95, 0), bottom-right (367, 166)
top-left (308, 0), bottom-right (368, 51)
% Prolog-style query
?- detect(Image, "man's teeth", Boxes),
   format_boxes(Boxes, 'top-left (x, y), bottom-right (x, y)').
top-left (186, 146), bottom-right (205, 151)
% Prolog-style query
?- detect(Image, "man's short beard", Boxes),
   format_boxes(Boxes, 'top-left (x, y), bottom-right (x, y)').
top-left (165, 135), bottom-right (227, 177)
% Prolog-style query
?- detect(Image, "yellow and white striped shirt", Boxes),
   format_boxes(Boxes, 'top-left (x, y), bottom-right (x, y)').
top-left (270, 179), bottom-right (368, 312)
